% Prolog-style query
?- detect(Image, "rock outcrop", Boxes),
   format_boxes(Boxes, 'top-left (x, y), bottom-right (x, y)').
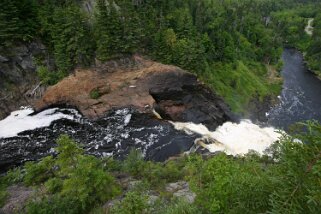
top-left (37, 56), bottom-right (231, 130)
top-left (0, 41), bottom-right (49, 119)
top-left (0, 185), bottom-right (34, 214)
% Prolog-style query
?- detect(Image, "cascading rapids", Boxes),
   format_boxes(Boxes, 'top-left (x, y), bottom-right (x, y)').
top-left (0, 107), bottom-right (82, 139)
top-left (171, 120), bottom-right (282, 156)
top-left (0, 105), bottom-right (284, 172)
top-left (0, 107), bottom-right (197, 171)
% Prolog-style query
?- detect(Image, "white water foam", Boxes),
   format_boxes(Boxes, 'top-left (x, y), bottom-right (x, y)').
top-left (172, 120), bottom-right (282, 156)
top-left (0, 107), bottom-right (81, 139)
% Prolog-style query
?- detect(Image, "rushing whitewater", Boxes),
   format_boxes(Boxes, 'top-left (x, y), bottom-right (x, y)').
top-left (0, 107), bottom-right (197, 171)
top-left (172, 120), bottom-right (282, 156)
top-left (0, 107), bottom-right (82, 139)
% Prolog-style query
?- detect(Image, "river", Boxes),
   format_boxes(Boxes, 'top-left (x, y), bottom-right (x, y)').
top-left (267, 48), bottom-right (321, 129)
top-left (0, 48), bottom-right (320, 171)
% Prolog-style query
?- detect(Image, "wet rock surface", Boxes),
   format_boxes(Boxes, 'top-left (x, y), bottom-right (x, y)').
top-left (0, 108), bottom-right (198, 172)
top-left (0, 56), bottom-right (232, 172)
top-left (148, 71), bottom-right (231, 131)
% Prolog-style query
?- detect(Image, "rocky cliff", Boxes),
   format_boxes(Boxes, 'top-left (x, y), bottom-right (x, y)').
top-left (0, 41), bottom-right (50, 119)
top-left (0, 55), bottom-right (233, 171)
top-left (36, 55), bottom-right (232, 130)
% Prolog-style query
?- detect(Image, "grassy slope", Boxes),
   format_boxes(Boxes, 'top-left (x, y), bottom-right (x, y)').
top-left (201, 61), bottom-right (282, 113)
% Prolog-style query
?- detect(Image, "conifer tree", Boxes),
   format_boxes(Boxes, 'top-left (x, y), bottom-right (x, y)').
top-left (0, 0), bottom-right (20, 45)
top-left (51, 5), bottom-right (94, 72)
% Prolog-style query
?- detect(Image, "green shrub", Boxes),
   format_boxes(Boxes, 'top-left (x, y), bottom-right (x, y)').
top-left (122, 150), bottom-right (186, 189)
top-left (155, 198), bottom-right (201, 214)
top-left (37, 66), bottom-right (67, 85)
top-left (89, 89), bottom-right (101, 99)
top-left (26, 194), bottom-right (93, 214)
top-left (102, 157), bottom-right (122, 172)
top-left (186, 121), bottom-right (321, 214)
top-left (0, 177), bottom-right (8, 208)
top-left (24, 135), bottom-right (121, 214)
top-left (24, 156), bottom-right (55, 186)
top-left (110, 191), bottom-right (149, 214)
top-left (123, 149), bottom-right (146, 177)
top-left (5, 167), bottom-right (24, 184)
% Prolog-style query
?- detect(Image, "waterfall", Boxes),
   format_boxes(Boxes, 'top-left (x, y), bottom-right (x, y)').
top-left (171, 120), bottom-right (282, 156)
top-left (0, 107), bottom-right (81, 139)
top-left (0, 107), bottom-right (282, 156)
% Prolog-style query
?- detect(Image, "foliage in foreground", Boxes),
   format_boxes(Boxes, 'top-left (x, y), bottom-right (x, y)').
top-left (187, 120), bottom-right (321, 213)
top-left (0, 121), bottom-right (321, 213)
top-left (24, 135), bottom-right (120, 214)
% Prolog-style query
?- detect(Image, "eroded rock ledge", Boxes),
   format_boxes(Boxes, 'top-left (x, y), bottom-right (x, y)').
top-left (36, 55), bottom-right (231, 130)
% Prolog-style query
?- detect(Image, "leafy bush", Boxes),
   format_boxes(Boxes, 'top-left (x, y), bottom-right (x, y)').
top-left (37, 66), bottom-right (67, 86)
top-left (89, 89), bottom-right (101, 99)
top-left (0, 178), bottom-right (8, 208)
top-left (123, 150), bottom-right (186, 189)
top-left (24, 135), bottom-right (120, 214)
top-left (186, 121), bottom-right (321, 213)
top-left (154, 198), bottom-right (202, 214)
top-left (110, 191), bottom-right (149, 214)
top-left (123, 149), bottom-right (146, 177)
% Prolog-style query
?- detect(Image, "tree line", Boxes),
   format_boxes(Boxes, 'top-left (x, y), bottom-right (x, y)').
top-left (0, 0), bottom-right (320, 111)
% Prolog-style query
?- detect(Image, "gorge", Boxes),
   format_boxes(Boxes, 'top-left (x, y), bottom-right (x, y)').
top-left (1, 47), bottom-right (321, 172)
top-left (1, 1), bottom-right (321, 213)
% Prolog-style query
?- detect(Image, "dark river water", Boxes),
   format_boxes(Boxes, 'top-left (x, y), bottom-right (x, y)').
top-left (267, 48), bottom-right (321, 129)
top-left (1, 48), bottom-right (320, 172)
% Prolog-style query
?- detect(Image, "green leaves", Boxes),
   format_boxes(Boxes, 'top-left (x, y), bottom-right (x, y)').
top-left (1, 122), bottom-right (321, 213)
top-left (22, 135), bottom-right (120, 214)
top-left (0, 0), bottom-right (38, 46)
top-left (95, 0), bottom-right (142, 60)
top-left (185, 121), bottom-right (321, 214)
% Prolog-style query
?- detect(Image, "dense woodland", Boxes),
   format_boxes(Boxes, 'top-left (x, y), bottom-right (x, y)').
top-left (1, 0), bottom-right (320, 112)
top-left (1, 1), bottom-right (321, 213)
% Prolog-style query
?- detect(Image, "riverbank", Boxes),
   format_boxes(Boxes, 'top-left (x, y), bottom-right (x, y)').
top-left (1, 123), bottom-right (321, 214)
top-left (267, 48), bottom-right (321, 129)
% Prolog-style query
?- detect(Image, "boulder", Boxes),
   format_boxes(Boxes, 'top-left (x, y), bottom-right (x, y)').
top-left (166, 181), bottom-right (196, 203)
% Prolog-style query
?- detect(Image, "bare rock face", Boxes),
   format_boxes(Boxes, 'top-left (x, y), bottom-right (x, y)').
top-left (36, 56), bottom-right (231, 130)
top-left (0, 41), bottom-right (49, 119)
top-left (148, 71), bottom-right (231, 130)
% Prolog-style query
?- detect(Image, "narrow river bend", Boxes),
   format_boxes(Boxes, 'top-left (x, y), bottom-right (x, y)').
top-left (267, 48), bottom-right (321, 129)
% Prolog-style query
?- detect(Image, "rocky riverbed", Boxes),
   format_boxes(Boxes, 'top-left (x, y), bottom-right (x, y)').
top-left (0, 56), bottom-right (232, 172)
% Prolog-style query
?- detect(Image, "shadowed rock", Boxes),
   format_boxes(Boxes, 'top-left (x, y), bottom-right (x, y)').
top-left (36, 55), bottom-right (232, 130)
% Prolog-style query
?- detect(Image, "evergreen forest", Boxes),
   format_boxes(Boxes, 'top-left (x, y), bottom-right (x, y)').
top-left (1, 0), bottom-right (320, 111)
top-left (1, 1), bottom-right (321, 213)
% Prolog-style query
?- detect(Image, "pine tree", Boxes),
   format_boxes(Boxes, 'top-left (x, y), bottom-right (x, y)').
top-left (0, 0), bottom-right (20, 45)
top-left (95, 0), bottom-right (112, 60)
top-left (51, 5), bottom-right (94, 72)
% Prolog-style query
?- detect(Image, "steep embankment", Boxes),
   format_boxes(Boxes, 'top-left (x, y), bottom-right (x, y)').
top-left (0, 56), bottom-right (232, 171)
top-left (0, 41), bottom-right (49, 119)
top-left (36, 55), bottom-right (232, 130)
